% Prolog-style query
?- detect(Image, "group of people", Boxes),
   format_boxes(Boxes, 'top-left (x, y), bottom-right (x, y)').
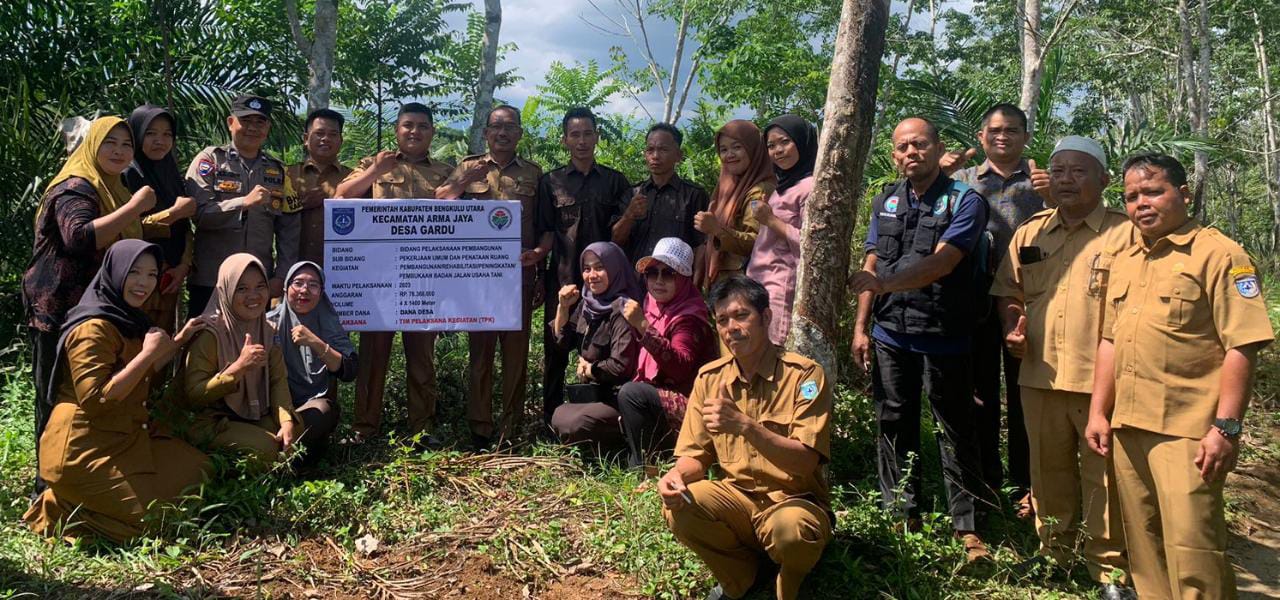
top-left (18, 92), bottom-right (1270, 600)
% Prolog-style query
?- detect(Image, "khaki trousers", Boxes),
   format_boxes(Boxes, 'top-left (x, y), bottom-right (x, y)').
top-left (1021, 386), bottom-right (1127, 582)
top-left (467, 282), bottom-right (533, 439)
top-left (354, 331), bottom-right (438, 437)
top-left (1112, 428), bottom-right (1236, 600)
top-left (664, 480), bottom-right (831, 600)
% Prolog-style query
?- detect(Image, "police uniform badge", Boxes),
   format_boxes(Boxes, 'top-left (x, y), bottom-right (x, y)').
top-left (932, 196), bottom-right (948, 216)
top-left (800, 380), bottom-right (819, 401)
top-left (197, 158), bottom-right (215, 178)
top-left (1231, 266), bottom-right (1261, 298)
top-left (884, 195), bottom-right (899, 213)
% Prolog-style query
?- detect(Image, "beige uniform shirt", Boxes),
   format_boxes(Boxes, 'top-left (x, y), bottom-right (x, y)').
top-left (990, 202), bottom-right (1136, 393)
top-left (1102, 221), bottom-right (1274, 439)
top-left (445, 153), bottom-right (542, 248)
top-left (341, 153), bottom-right (454, 200)
top-left (675, 345), bottom-right (832, 507)
top-left (287, 159), bottom-right (352, 265)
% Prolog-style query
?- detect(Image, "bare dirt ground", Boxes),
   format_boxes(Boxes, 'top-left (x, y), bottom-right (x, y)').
top-left (1229, 425), bottom-right (1280, 599)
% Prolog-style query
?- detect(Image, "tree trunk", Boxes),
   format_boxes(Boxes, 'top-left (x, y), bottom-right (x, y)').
top-left (1177, 0), bottom-right (1207, 218)
top-left (1252, 11), bottom-right (1280, 264)
top-left (788, 0), bottom-right (890, 380)
top-left (286, 0), bottom-right (338, 113)
top-left (467, 0), bottom-right (503, 154)
top-left (1019, 0), bottom-right (1043, 136)
top-left (1191, 0), bottom-right (1211, 220)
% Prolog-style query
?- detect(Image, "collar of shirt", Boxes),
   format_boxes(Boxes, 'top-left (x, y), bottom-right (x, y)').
top-left (725, 343), bottom-right (781, 385)
top-left (976, 158), bottom-right (1030, 181)
top-left (1129, 219), bottom-right (1201, 256)
top-left (905, 173), bottom-right (951, 207)
top-left (1046, 200), bottom-right (1108, 234)
top-left (566, 161), bottom-right (603, 179)
top-left (395, 152), bottom-right (435, 167)
top-left (302, 157), bottom-right (342, 175)
top-left (642, 174), bottom-right (683, 193)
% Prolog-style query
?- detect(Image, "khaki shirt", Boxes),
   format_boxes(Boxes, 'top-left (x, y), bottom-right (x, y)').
top-left (675, 345), bottom-right (831, 507)
top-left (445, 153), bottom-right (542, 248)
top-left (1102, 221), bottom-right (1274, 439)
top-left (185, 144), bottom-right (301, 286)
top-left (288, 158), bottom-right (352, 265)
top-left (990, 202), bottom-right (1136, 393)
top-left (341, 153), bottom-right (454, 199)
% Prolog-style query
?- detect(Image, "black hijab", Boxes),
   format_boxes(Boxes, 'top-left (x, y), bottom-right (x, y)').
top-left (765, 114), bottom-right (819, 193)
top-left (124, 104), bottom-right (187, 266)
top-left (47, 240), bottom-right (160, 405)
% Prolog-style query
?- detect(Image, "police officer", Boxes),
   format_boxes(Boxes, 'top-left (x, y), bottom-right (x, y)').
top-left (435, 105), bottom-right (546, 449)
top-left (1087, 153), bottom-right (1274, 600)
top-left (990, 136), bottom-right (1135, 599)
top-left (849, 116), bottom-right (991, 560)
top-left (185, 95), bottom-right (300, 315)
top-left (334, 102), bottom-right (455, 447)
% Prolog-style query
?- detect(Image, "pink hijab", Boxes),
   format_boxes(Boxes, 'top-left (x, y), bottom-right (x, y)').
top-left (636, 271), bottom-right (707, 382)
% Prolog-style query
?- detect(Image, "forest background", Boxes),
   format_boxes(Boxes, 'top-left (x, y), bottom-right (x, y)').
top-left (1, 1), bottom-right (1278, 598)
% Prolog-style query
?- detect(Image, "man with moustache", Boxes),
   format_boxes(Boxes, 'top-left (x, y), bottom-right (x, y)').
top-left (612, 123), bottom-right (709, 264)
top-left (288, 108), bottom-right (351, 266)
top-left (1087, 153), bottom-right (1273, 600)
top-left (850, 116), bottom-right (991, 560)
top-left (436, 105), bottom-right (545, 449)
top-left (335, 102), bottom-right (454, 447)
top-left (534, 107), bottom-right (632, 427)
top-left (185, 94), bottom-right (299, 315)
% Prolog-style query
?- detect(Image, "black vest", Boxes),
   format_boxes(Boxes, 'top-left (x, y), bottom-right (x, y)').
top-left (871, 175), bottom-right (985, 337)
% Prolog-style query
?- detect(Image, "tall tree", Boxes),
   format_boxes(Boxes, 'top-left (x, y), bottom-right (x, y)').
top-left (1251, 9), bottom-right (1280, 262)
top-left (789, 0), bottom-right (890, 378)
top-left (1018, 0), bottom-right (1080, 136)
top-left (466, 0), bottom-right (502, 153)
top-left (285, 0), bottom-right (339, 112)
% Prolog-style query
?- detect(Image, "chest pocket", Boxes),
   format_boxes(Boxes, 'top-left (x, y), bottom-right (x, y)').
top-left (554, 190), bottom-right (579, 230)
top-left (875, 219), bottom-right (905, 258)
top-left (506, 176), bottom-right (538, 200)
top-left (1088, 253), bottom-right (1114, 298)
top-left (912, 215), bottom-right (947, 254)
top-left (375, 172), bottom-right (405, 199)
top-left (1159, 273), bottom-right (1203, 328)
top-left (1106, 278), bottom-right (1130, 322)
top-left (214, 168), bottom-right (244, 199)
top-left (1021, 258), bottom-right (1056, 301)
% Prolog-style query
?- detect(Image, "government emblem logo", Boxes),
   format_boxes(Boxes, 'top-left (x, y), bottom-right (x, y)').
top-left (488, 206), bottom-right (513, 231)
top-left (332, 207), bottom-right (355, 236)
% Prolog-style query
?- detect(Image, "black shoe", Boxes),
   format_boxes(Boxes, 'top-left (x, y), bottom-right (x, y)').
top-left (412, 434), bottom-right (446, 451)
top-left (1012, 555), bottom-right (1052, 577)
top-left (470, 434), bottom-right (493, 452)
top-left (1100, 583), bottom-right (1137, 600)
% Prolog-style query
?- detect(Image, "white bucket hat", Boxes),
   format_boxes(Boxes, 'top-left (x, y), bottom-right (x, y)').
top-left (635, 237), bottom-right (694, 277)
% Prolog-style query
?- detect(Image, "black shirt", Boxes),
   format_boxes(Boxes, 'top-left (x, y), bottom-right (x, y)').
top-left (618, 175), bottom-right (709, 262)
top-left (535, 162), bottom-right (631, 286)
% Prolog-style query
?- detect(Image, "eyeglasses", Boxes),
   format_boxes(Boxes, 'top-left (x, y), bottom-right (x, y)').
top-left (643, 267), bottom-right (676, 282)
top-left (289, 280), bottom-right (321, 292)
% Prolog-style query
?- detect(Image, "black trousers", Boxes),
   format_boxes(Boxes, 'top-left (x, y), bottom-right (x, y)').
top-left (871, 339), bottom-right (984, 532)
top-left (541, 273), bottom-right (571, 425)
top-left (972, 314), bottom-right (1031, 498)
top-left (616, 381), bottom-right (676, 469)
top-left (293, 394), bottom-right (341, 468)
top-left (29, 328), bottom-right (59, 494)
top-left (188, 284), bottom-right (214, 317)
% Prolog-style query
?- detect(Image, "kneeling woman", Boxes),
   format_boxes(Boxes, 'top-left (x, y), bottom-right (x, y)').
top-left (25, 240), bottom-right (211, 543)
top-left (179, 254), bottom-right (297, 465)
top-left (267, 261), bottom-right (356, 464)
top-left (550, 242), bottom-right (642, 445)
top-left (617, 238), bottom-right (718, 469)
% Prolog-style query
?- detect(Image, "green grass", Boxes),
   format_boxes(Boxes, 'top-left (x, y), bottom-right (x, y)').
top-left (6, 293), bottom-right (1276, 598)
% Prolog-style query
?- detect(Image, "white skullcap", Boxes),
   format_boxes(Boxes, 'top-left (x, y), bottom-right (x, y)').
top-left (1050, 135), bottom-right (1107, 170)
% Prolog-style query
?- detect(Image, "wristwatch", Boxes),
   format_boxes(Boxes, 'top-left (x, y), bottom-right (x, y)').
top-left (1213, 418), bottom-right (1243, 439)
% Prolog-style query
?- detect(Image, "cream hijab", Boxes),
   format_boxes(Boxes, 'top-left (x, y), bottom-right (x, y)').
top-left (201, 253), bottom-right (273, 420)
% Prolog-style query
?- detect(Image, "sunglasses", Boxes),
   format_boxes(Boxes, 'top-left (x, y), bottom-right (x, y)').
top-left (643, 267), bottom-right (676, 282)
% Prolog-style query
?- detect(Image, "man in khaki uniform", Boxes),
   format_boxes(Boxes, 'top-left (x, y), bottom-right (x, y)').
top-left (1087, 153), bottom-right (1274, 600)
top-left (185, 95), bottom-right (300, 315)
top-left (289, 108), bottom-right (352, 265)
top-left (334, 102), bottom-right (454, 446)
top-left (659, 276), bottom-right (832, 600)
top-left (435, 105), bottom-right (547, 449)
top-left (991, 136), bottom-right (1135, 599)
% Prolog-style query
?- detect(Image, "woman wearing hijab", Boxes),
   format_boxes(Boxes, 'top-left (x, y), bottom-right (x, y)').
top-left (747, 115), bottom-right (819, 346)
top-left (177, 254), bottom-right (297, 465)
top-left (615, 238), bottom-right (718, 470)
top-left (123, 104), bottom-right (198, 333)
top-left (24, 240), bottom-right (212, 543)
top-left (24, 116), bottom-right (163, 492)
top-left (266, 261), bottom-right (356, 463)
top-left (549, 242), bottom-right (643, 446)
top-left (693, 120), bottom-right (775, 290)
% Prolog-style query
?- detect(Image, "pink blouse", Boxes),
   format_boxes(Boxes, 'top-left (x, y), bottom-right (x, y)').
top-left (746, 176), bottom-right (813, 346)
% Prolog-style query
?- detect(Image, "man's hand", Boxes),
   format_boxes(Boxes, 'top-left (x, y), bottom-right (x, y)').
top-left (852, 331), bottom-right (871, 373)
top-left (624, 190), bottom-right (649, 221)
top-left (1029, 159), bottom-right (1051, 202)
top-left (1085, 413), bottom-right (1113, 457)
top-left (940, 148), bottom-right (978, 176)
top-left (275, 420), bottom-right (297, 452)
top-left (461, 160), bottom-right (489, 185)
top-left (162, 264), bottom-right (189, 295)
top-left (243, 185), bottom-right (272, 209)
top-left (372, 150), bottom-right (398, 175)
top-left (622, 299), bottom-right (647, 331)
top-left (1004, 314), bottom-right (1028, 359)
top-left (1195, 428), bottom-right (1239, 482)
top-left (519, 249), bottom-right (542, 268)
top-left (850, 271), bottom-right (885, 295)
top-left (576, 356), bottom-right (593, 381)
top-left (702, 383), bottom-right (751, 435)
top-left (658, 468), bottom-right (691, 510)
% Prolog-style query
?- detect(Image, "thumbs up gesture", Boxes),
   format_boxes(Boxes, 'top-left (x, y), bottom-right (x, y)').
top-left (702, 383), bottom-right (749, 435)
top-left (1004, 314), bottom-right (1028, 359)
top-left (227, 332), bottom-right (267, 378)
top-left (940, 147), bottom-right (979, 176)
top-left (1028, 159), bottom-right (1052, 203)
